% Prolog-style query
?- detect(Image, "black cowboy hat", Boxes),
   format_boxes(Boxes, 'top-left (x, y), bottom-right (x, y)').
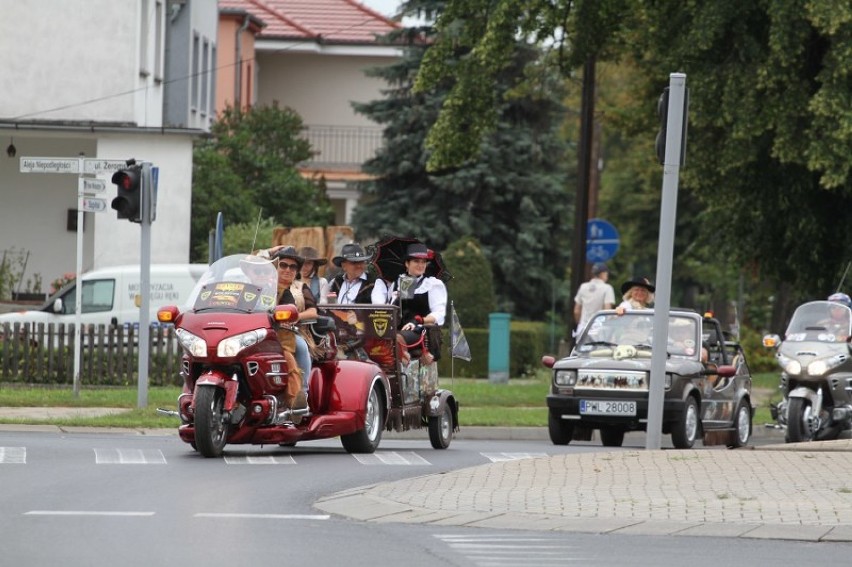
top-left (274, 246), bottom-right (305, 270)
top-left (621, 276), bottom-right (655, 295)
top-left (332, 242), bottom-right (373, 267)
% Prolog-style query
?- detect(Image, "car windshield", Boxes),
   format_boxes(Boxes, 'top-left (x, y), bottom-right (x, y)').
top-left (186, 254), bottom-right (278, 313)
top-left (577, 312), bottom-right (699, 358)
top-left (784, 301), bottom-right (852, 343)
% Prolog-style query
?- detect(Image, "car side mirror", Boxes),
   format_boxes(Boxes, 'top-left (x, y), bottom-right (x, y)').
top-left (541, 355), bottom-right (556, 369)
top-left (52, 298), bottom-right (63, 314)
top-left (762, 334), bottom-right (781, 348)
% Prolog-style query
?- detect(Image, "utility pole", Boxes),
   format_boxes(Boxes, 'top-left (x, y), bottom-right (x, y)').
top-left (569, 55), bottom-right (596, 344)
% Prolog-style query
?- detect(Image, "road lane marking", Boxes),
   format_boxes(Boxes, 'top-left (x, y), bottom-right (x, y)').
top-left (224, 454), bottom-right (297, 465)
top-left (0, 447), bottom-right (26, 463)
top-left (481, 452), bottom-right (548, 462)
top-left (195, 513), bottom-right (329, 520)
top-left (94, 448), bottom-right (167, 464)
top-left (25, 511), bottom-right (155, 517)
top-left (353, 451), bottom-right (431, 465)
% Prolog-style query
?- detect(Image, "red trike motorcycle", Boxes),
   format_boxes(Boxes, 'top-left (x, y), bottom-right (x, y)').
top-left (156, 254), bottom-right (389, 457)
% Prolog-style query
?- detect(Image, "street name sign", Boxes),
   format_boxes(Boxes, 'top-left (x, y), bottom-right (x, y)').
top-left (83, 159), bottom-right (128, 176)
top-left (79, 178), bottom-right (107, 193)
top-left (81, 197), bottom-right (108, 213)
top-left (19, 157), bottom-right (79, 174)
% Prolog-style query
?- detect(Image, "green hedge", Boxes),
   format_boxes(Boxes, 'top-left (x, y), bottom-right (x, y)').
top-left (437, 320), bottom-right (551, 379)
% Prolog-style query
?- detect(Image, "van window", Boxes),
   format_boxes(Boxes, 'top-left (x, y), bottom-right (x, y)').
top-left (61, 279), bottom-right (116, 314)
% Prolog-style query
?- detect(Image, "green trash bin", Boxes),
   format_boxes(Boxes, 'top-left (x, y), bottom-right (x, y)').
top-left (488, 312), bottom-right (511, 383)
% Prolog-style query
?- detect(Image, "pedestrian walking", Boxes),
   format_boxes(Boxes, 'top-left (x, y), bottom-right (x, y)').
top-left (574, 262), bottom-right (615, 336)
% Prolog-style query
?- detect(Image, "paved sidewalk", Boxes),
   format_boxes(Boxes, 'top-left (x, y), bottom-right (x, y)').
top-left (5, 407), bottom-right (852, 541)
top-left (316, 439), bottom-right (852, 543)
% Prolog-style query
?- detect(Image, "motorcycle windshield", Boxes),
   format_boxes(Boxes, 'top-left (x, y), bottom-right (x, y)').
top-left (186, 254), bottom-right (278, 313)
top-left (784, 301), bottom-right (852, 343)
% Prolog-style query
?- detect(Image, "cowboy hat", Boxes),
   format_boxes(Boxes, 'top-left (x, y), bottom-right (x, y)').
top-left (405, 242), bottom-right (432, 260)
top-left (297, 246), bottom-right (328, 266)
top-left (332, 243), bottom-right (373, 267)
top-left (273, 246), bottom-right (305, 270)
top-left (621, 276), bottom-right (655, 295)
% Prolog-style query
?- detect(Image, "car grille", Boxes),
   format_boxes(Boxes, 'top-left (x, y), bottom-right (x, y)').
top-left (576, 369), bottom-right (648, 391)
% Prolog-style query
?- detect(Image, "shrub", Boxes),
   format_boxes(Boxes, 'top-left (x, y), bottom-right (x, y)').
top-left (443, 237), bottom-right (496, 327)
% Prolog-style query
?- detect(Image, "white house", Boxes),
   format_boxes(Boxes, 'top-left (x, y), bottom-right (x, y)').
top-left (0, 0), bottom-right (218, 296)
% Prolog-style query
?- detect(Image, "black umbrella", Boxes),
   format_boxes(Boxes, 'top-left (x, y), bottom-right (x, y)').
top-left (368, 235), bottom-right (451, 283)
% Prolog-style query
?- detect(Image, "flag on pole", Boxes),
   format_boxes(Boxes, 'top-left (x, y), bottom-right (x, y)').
top-left (451, 307), bottom-right (472, 361)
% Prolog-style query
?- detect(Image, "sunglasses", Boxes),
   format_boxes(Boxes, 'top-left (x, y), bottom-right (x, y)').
top-left (278, 262), bottom-right (299, 270)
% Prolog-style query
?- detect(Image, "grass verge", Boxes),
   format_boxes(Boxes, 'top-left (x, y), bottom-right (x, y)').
top-left (0, 370), bottom-right (781, 429)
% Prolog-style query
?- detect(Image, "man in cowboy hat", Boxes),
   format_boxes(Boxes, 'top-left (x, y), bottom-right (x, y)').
top-left (329, 242), bottom-right (376, 304)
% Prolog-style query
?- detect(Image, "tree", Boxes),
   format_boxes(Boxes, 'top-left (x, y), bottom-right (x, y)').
top-left (352, 4), bottom-right (573, 319)
top-left (416, 0), bottom-right (852, 326)
top-left (190, 103), bottom-right (334, 261)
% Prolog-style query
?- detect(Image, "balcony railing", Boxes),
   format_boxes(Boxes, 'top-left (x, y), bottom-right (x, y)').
top-left (300, 124), bottom-right (384, 170)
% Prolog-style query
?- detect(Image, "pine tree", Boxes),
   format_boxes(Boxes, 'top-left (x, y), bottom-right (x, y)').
top-left (352, 2), bottom-right (572, 319)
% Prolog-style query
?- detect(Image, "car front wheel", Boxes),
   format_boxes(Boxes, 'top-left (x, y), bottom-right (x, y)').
top-left (548, 410), bottom-right (574, 445)
top-left (671, 396), bottom-right (699, 449)
top-left (728, 400), bottom-right (752, 448)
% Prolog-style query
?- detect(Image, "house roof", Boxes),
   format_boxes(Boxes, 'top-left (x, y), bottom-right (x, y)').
top-left (219, 0), bottom-right (400, 44)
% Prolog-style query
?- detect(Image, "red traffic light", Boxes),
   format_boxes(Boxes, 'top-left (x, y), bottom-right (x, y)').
top-left (111, 166), bottom-right (143, 222)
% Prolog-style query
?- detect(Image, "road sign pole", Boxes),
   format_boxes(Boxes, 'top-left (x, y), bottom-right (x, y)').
top-left (73, 157), bottom-right (85, 398)
top-left (647, 73), bottom-right (687, 450)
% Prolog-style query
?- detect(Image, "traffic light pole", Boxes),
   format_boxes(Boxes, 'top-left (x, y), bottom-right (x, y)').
top-left (646, 73), bottom-right (687, 450)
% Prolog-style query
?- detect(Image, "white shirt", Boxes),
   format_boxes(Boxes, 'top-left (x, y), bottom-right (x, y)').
top-left (375, 276), bottom-right (447, 326)
top-left (338, 275), bottom-right (367, 305)
top-left (574, 276), bottom-right (615, 331)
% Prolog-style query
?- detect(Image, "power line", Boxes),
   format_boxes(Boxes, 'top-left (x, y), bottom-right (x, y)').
top-left (11, 13), bottom-right (400, 122)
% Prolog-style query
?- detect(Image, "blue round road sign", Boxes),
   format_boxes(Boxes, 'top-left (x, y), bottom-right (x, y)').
top-left (586, 218), bottom-right (620, 262)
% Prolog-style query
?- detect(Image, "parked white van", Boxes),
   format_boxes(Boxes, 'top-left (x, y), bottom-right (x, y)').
top-left (0, 264), bottom-right (207, 329)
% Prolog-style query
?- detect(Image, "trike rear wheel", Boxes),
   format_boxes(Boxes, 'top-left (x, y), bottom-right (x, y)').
top-left (429, 403), bottom-right (453, 449)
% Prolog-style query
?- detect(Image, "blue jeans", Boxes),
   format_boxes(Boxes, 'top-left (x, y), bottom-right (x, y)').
top-left (294, 334), bottom-right (311, 393)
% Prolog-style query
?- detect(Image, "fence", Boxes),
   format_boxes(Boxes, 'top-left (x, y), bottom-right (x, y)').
top-left (0, 322), bottom-right (183, 387)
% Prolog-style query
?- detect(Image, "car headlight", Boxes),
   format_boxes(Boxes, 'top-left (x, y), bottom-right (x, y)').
top-left (218, 328), bottom-right (268, 357)
top-left (778, 354), bottom-right (801, 376)
top-left (554, 370), bottom-right (577, 386)
top-left (807, 354), bottom-right (847, 377)
top-left (176, 328), bottom-right (207, 357)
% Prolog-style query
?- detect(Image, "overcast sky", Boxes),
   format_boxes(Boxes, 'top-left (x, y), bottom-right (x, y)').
top-left (359, 0), bottom-right (402, 18)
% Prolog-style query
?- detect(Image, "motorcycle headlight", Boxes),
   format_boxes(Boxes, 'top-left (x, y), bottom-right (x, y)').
top-left (176, 328), bottom-right (207, 357)
top-left (554, 370), bottom-right (577, 386)
top-left (778, 354), bottom-right (801, 376)
top-left (807, 354), bottom-right (847, 377)
top-left (218, 328), bottom-right (268, 357)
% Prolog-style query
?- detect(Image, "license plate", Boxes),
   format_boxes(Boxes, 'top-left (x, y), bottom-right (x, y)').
top-left (580, 400), bottom-right (637, 416)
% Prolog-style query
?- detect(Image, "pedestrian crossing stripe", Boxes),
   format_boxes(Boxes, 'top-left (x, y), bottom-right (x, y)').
top-left (94, 448), bottom-right (167, 464)
top-left (0, 447), bottom-right (26, 463)
top-left (224, 454), bottom-right (297, 465)
top-left (353, 451), bottom-right (431, 465)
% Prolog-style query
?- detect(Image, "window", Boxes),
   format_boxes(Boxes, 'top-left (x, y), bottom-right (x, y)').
top-left (201, 38), bottom-right (209, 114)
top-left (191, 33), bottom-right (200, 110)
top-left (140, 0), bottom-right (150, 76)
top-left (154, 0), bottom-right (164, 81)
top-left (61, 280), bottom-right (115, 314)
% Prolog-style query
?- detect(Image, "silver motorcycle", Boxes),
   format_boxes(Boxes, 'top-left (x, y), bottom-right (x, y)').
top-left (764, 300), bottom-right (852, 442)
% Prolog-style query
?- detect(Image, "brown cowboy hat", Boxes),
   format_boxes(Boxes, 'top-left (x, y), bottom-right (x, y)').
top-left (297, 246), bottom-right (328, 266)
top-left (621, 276), bottom-right (655, 295)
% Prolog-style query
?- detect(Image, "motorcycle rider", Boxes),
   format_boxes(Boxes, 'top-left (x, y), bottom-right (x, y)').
top-left (822, 293), bottom-right (852, 341)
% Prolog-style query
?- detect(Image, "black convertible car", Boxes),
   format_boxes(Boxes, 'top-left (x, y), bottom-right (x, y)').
top-left (544, 309), bottom-right (753, 448)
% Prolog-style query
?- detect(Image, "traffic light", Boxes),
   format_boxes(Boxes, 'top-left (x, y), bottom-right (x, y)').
top-left (111, 162), bottom-right (142, 222)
